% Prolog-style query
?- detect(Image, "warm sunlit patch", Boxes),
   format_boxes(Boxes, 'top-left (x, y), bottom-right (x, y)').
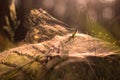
top-left (69, 33), bottom-right (91, 38)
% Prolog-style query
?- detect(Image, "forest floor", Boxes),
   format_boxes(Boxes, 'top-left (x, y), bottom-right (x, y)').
top-left (0, 8), bottom-right (120, 80)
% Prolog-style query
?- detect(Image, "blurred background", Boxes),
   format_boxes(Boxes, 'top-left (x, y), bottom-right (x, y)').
top-left (0, 0), bottom-right (120, 47)
top-left (36, 0), bottom-right (120, 45)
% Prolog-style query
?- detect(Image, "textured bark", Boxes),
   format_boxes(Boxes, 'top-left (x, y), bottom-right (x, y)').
top-left (0, 1), bottom-right (120, 80)
top-left (21, 9), bottom-right (70, 43)
top-left (0, 32), bottom-right (120, 80)
top-left (0, 6), bottom-right (70, 51)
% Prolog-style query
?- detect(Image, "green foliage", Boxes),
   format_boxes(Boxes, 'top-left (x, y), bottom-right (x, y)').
top-left (86, 15), bottom-right (120, 49)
